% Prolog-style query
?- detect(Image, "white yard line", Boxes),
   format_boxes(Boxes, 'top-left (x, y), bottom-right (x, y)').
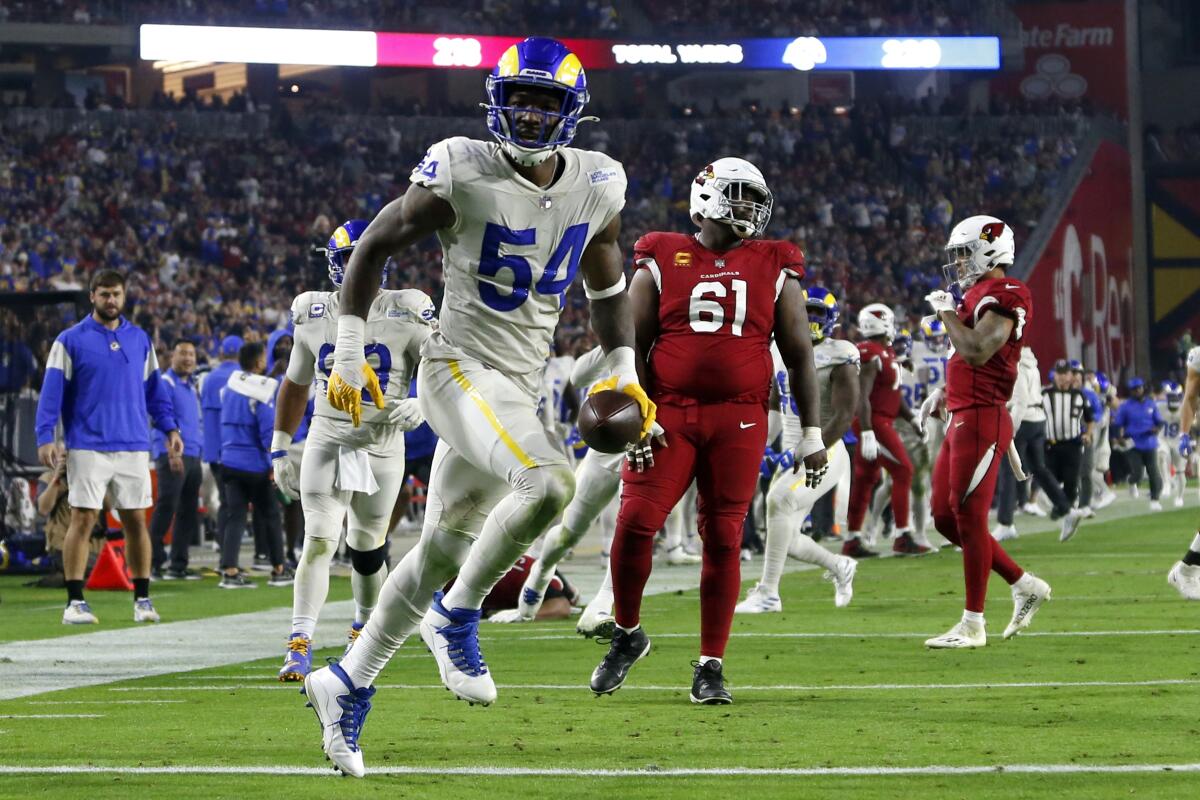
top-left (107, 677), bottom-right (1200, 693)
top-left (0, 714), bottom-right (104, 719)
top-left (1, 762), bottom-right (1198, 777)
top-left (27, 700), bottom-right (184, 705)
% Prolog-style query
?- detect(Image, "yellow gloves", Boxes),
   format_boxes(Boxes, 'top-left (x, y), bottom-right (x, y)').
top-left (327, 363), bottom-right (385, 427)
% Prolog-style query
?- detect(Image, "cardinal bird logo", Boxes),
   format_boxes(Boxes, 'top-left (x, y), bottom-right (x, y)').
top-left (979, 221), bottom-right (1006, 243)
top-left (695, 164), bottom-right (715, 186)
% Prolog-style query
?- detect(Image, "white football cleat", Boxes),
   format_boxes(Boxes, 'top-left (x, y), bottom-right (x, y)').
top-left (992, 524), bottom-right (1018, 542)
top-left (1021, 502), bottom-right (1048, 518)
top-left (1149, 500), bottom-right (1163, 512)
top-left (419, 592), bottom-right (496, 706)
top-left (62, 600), bottom-right (98, 625)
top-left (1059, 508), bottom-right (1085, 542)
top-left (1094, 490), bottom-right (1116, 509)
top-left (665, 545), bottom-right (701, 566)
top-left (824, 555), bottom-right (858, 608)
top-left (303, 663), bottom-right (374, 778)
top-left (133, 598), bottom-right (160, 623)
top-left (1167, 562), bottom-right (1200, 600)
top-left (925, 620), bottom-right (986, 649)
top-left (514, 562), bottom-right (555, 621)
top-left (1003, 574), bottom-right (1052, 639)
top-left (1077, 506), bottom-right (1095, 519)
top-left (734, 583), bottom-right (782, 614)
top-left (576, 601), bottom-right (615, 639)
top-left (1174, 496), bottom-right (1185, 508)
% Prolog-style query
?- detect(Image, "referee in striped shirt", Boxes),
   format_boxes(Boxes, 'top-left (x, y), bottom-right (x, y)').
top-left (1042, 359), bottom-right (1095, 510)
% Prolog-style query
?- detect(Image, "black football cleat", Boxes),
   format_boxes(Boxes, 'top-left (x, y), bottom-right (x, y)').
top-left (690, 660), bottom-right (732, 705)
top-left (590, 626), bottom-right (651, 696)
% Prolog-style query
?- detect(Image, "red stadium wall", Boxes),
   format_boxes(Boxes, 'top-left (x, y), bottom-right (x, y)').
top-left (1021, 140), bottom-right (1134, 378)
top-left (994, 1), bottom-right (1128, 118)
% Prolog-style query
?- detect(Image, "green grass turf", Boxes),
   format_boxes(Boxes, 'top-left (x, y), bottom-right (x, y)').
top-left (1, 509), bottom-right (1198, 799)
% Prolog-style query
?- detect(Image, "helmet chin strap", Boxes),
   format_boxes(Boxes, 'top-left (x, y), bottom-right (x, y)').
top-left (503, 141), bottom-right (558, 166)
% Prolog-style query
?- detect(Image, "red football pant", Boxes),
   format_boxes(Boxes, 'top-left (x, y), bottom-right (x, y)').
top-left (848, 416), bottom-right (913, 531)
top-left (611, 401), bottom-right (767, 658)
top-left (931, 405), bottom-right (1024, 613)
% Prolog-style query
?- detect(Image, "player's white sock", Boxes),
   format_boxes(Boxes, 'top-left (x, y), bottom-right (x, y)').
top-left (1189, 533), bottom-right (1200, 555)
top-left (340, 525), bottom-right (474, 688)
top-left (698, 655), bottom-right (721, 666)
top-left (788, 531), bottom-right (840, 572)
top-left (589, 561), bottom-right (615, 612)
top-left (351, 564), bottom-right (387, 625)
top-left (759, 519), bottom-right (793, 597)
top-left (441, 465), bottom-right (574, 610)
top-left (537, 523), bottom-right (584, 574)
top-left (835, 469), bottom-right (851, 530)
top-left (291, 537), bottom-right (336, 639)
top-left (962, 609), bottom-right (984, 626)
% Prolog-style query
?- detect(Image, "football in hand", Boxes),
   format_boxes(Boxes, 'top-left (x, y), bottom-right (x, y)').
top-left (578, 390), bottom-right (644, 454)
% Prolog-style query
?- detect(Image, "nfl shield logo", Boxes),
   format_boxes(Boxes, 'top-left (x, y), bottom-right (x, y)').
top-left (715, 259), bottom-right (725, 268)
top-left (539, 195), bottom-right (553, 210)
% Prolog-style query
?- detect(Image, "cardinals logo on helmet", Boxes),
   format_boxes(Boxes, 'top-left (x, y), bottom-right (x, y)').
top-left (979, 221), bottom-right (1006, 243)
top-left (694, 164), bottom-right (716, 186)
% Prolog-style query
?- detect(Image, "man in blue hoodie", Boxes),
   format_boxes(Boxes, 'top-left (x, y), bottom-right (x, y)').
top-left (201, 333), bottom-right (243, 554)
top-left (217, 341), bottom-right (292, 588)
top-left (35, 269), bottom-right (181, 624)
top-left (1114, 377), bottom-right (1165, 511)
top-left (149, 339), bottom-right (204, 580)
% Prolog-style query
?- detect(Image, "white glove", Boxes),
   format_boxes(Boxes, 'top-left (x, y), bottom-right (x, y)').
top-left (386, 397), bottom-right (424, 430)
top-left (919, 388), bottom-right (947, 440)
top-left (626, 420), bottom-right (666, 473)
top-left (925, 291), bottom-right (956, 315)
top-left (270, 431), bottom-right (299, 502)
top-left (487, 608), bottom-right (532, 624)
top-left (859, 429), bottom-right (878, 461)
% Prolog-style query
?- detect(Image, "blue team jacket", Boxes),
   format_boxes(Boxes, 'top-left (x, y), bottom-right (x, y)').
top-left (201, 360), bottom-right (239, 464)
top-left (35, 315), bottom-right (177, 452)
top-left (219, 370), bottom-right (277, 473)
top-left (154, 368), bottom-right (202, 459)
top-left (1114, 397), bottom-right (1163, 451)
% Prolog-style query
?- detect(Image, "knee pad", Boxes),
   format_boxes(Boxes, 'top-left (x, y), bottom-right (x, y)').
top-left (347, 542), bottom-right (389, 576)
top-left (513, 465), bottom-right (576, 527)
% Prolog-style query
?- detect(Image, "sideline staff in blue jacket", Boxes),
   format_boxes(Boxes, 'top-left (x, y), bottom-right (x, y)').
top-left (1114, 377), bottom-right (1164, 508)
top-left (35, 269), bottom-right (182, 625)
top-left (149, 339), bottom-right (204, 580)
top-left (217, 341), bottom-right (291, 588)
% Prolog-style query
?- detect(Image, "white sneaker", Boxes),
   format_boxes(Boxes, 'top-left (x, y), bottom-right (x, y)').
top-left (1095, 491), bottom-right (1117, 509)
top-left (576, 601), bottom-right (615, 639)
top-left (1149, 500), bottom-right (1163, 512)
top-left (1077, 506), bottom-right (1095, 519)
top-left (992, 524), bottom-right (1018, 542)
top-left (1130, 484), bottom-right (1141, 499)
top-left (1059, 508), bottom-right (1085, 542)
top-left (925, 620), bottom-right (986, 649)
top-left (1174, 496), bottom-right (1185, 508)
top-left (303, 663), bottom-right (373, 778)
top-left (419, 592), bottom-right (497, 706)
top-left (824, 555), bottom-right (858, 608)
top-left (1003, 574), bottom-right (1051, 639)
top-left (1167, 562), bottom-right (1200, 600)
top-left (1021, 502), bottom-right (1048, 518)
top-left (734, 583), bottom-right (782, 614)
top-left (665, 544), bottom-right (701, 566)
top-left (514, 561), bottom-right (555, 621)
top-left (133, 598), bottom-right (160, 623)
top-left (62, 600), bottom-right (98, 625)
top-left (739, 548), bottom-right (753, 562)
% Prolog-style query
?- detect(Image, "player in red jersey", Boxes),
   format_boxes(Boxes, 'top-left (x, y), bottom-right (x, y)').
top-left (588, 158), bottom-right (828, 703)
top-left (919, 215), bottom-right (1057, 649)
top-left (842, 302), bottom-right (928, 559)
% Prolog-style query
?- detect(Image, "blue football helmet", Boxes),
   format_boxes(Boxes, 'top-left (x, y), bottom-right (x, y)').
top-left (325, 220), bottom-right (390, 288)
top-left (893, 328), bottom-right (913, 359)
top-left (920, 317), bottom-right (948, 352)
top-left (804, 286), bottom-right (840, 342)
top-left (484, 37), bottom-right (592, 167)
top-left (1163, 380), bottom-right (1183, 409)
top-left (1068, 358), bottom-right (1083, 372)
top-left (1095, 371), bottom-right (1111, 394)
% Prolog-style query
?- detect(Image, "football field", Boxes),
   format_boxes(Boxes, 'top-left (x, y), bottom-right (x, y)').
top-left (2, 500), bottom-right (1198, 799)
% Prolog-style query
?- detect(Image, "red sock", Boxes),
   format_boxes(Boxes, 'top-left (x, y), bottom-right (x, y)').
top-left (960, 523), bottom-right (991, 613)
top-left (990, 539), bottom-right (1024, 585)
top-left (611, 524), bottom-right (654, 630)
top-left (699, 539), bottom-right (741, 658)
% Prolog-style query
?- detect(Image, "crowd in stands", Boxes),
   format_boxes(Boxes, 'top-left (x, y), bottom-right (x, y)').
top-left (0, 0), bottom-right (972, 36)
top-left (1, 96), bottom-right (1078, 389)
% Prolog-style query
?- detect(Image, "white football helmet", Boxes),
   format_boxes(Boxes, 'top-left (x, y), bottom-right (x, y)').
top-left (943, 215), bottom-right (1015, 289)
top-left (857, 303), bottom-right (895, 342)
top-left (690, 157), bottom-right (773, 239)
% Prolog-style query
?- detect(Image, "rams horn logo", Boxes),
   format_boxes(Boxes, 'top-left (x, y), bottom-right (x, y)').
top-left (979, 222), bottom-right (1005, 243)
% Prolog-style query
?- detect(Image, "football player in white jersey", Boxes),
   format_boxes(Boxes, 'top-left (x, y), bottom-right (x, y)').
top-left (303, 38), bottom-right (652, 777)
top-left (1156, 381), bottom-right (1188, 506)
top-left (1168, 345), bottom-right (1200, 599)
top-left (736, 287), bottom-right (860, 612)
top-left (275, 221), bottom-right (435, 682)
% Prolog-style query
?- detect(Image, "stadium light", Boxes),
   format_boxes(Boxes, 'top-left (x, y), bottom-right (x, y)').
top-left (139, 25), bottom-right (1000, 71)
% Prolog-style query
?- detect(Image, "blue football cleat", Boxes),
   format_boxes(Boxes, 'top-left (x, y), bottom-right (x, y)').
top-left (278, 633), bottom-right (312, 682)
top-left (303, 662), bottom-right (374, 778)
top-left (419, 591), bottom-right (497, 705)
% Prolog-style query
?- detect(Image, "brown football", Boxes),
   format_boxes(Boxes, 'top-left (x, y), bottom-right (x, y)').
top-left (578, 390), bottom-right (643, 454)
